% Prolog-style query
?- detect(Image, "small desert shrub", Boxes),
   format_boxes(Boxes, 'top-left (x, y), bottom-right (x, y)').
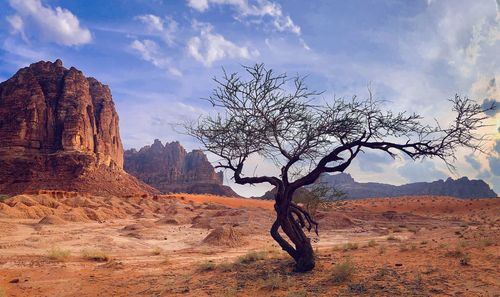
top-left (444, 248), bottom-right (464, 258)
top-left (259, 272), bottom-right (286, 291)
top-left (332, 244), bottom-right (342, 251)
top-left (399, 243), bottom-right (409, 252)
top-left (197, 260), bottom-right (216, 272)
top-left (420, 240), bottom-right (428, 245)
top-left (330, 260), bottom-right (355, 283)
top-left (152, 246), bottom-right (163, 256)
top-left (438, 243), bottom-right (448, 249)
top-left (81, 249), bottom-right (110, 262)
top-left (387, 235), bottom-right (400, 241)
top-left (342, 242), bottom-right (359, 251)
top-left (237, 251), bottom-right (267, 264)
top-left (367, 239), bottom-right (377, 247)
top-left (217, 261), bottom-right (237, 272)
top-left (0, 195), bottom-right (10, 202)
top-left (0, 287), bottom-right (5, 297)
top-left (460, 253), bottom-right (471, 266)
top-left (479, 238), bottom-right (493, 247)
top-left (378, 245), bottom-right (386, 255)
top-left (47, 247), bottom-right (71, 261)
top-left (410, 243), bottom-right (417, 251)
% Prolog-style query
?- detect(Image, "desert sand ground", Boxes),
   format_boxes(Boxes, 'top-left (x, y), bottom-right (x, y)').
top-left (0, 192), bottom-right (499, 297)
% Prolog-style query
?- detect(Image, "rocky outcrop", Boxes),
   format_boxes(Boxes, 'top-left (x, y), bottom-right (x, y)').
top-left (0, 60), bottom-right (157, 196)
top-left (124, 140), bottom-right (238, 196)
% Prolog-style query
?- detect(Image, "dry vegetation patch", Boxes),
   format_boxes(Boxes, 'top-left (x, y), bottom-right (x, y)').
top-left (47, 247), bottom-right (71, 261)
top-left (81, 249), bottom-right (110, 262)
top-left (330, 259), bottom-right (356, 283)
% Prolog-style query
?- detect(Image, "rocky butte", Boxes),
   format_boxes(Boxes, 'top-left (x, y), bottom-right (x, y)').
top-left (0, 60), bottom-right (156, 196)
top-left (124, 139), bottom-right (239, 196)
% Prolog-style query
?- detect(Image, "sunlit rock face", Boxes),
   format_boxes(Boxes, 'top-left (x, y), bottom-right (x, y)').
top-left (0, 60), bottom-right (156, 196)
top-left (125, 140), bottom-right (238, 196)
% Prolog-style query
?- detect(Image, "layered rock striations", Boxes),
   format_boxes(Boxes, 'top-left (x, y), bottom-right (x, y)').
top-left (124, 140), bottom-right (238, 196)
top-left (0, 60), bottom-right (156, 196)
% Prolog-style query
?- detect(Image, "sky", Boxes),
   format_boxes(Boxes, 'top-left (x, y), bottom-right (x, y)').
top-left (0, 0), bottom-right (498, 197)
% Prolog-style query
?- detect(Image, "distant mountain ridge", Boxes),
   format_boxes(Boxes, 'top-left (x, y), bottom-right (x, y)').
top-left (315, 173), bottom-right (497, 199)
top-left (257, 173), bottom-right (497, 200)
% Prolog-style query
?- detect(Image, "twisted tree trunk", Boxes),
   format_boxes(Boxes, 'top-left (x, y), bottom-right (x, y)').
top-left (270, 189), bottom-right (316, 272)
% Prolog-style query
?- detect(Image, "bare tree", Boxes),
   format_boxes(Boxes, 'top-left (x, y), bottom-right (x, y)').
top-left (186, 64), bottom-right (493, 272)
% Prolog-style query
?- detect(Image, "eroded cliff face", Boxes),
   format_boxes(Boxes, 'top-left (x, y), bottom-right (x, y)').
top-left (0, 59), bottom-right (123, 168)
top-left (124, 140), bottom-right (237, 196)
top-left (0, 60), bottom-right (156, 196)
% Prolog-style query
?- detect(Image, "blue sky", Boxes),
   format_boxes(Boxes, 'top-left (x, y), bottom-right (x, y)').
top-left (0, 0), bottom-right (498, 196)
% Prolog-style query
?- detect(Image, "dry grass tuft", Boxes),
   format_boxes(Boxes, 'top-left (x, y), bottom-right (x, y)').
top-left (342, 242), bottom-right (359, 251)
top-left (259, 271), bottom-right (289, 291)
top-left (0, 287), bottom-right (5, 297)
top-left (217, 261), bottom-right (237, 272)
top-left (479, 238), bottom-right (493, 247)
top-left (237, 251), bottom-right (267, 264)
top-left (460, 253), bottom-right (471, 266)
top-left (81, 249), bottom-right (110, 262)
top-left (197, 260), bottom-right (216, 272)
top-left (47, 247), bottom-right (71, 261)
top-left (152, 246), bottom-right (163, 256)
top-left (378, 244), bottom-right (386, 255)
top-left (387, 235), bottom-right (401, 241)
top-left (330, 259), bottom-right (355, 283)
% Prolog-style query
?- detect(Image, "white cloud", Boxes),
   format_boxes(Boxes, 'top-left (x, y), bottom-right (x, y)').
top-left (411, 1), bottom-right (499, 79)
top-left (187, 22), bottom-right (258, 67)
top-left (7, 0), bottom-right (91, 46)
top-left (187, 0), bottom-right (209, 11)
top-left (135, 14), bottom-right (178, 46)
top-left (186, 0), bottom-right (301, 35)
top-left (130, 39), bottom-right (182, 77)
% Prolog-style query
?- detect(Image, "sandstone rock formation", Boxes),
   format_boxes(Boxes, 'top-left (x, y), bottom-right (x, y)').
top-left (124, 140), bottom-right (239, 196)
top-left (0, 60), bottom-right (157, 196)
